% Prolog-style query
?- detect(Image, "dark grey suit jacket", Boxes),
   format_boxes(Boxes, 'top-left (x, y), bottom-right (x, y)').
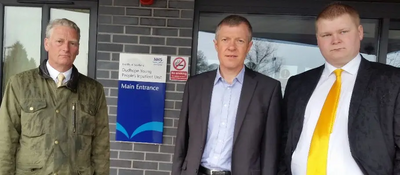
top-left (172, 67), bottom-right (282, 175)
top-left (279, 56), bottom-right (400, 175)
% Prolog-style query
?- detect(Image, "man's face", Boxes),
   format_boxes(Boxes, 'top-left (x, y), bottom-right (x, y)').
top-left (44, 25), bottom-right (79, 71)
top-left (316, 14), bottom-right (363, 67)
top-left (214, 23), bottom-right (253, 72)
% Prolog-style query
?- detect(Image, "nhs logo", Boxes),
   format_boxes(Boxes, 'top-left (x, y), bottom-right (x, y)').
top-left (153, 57), bottom-right (164, 66)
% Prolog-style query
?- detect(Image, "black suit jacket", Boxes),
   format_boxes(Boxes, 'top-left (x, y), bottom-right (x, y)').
top-left (172, 67), bottom-right (282, 175)
top-left (279, 56), bottom-right (400, 175)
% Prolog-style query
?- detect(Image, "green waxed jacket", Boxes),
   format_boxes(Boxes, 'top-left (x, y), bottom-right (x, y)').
top-left (0, 60), bottom-right (110, 175)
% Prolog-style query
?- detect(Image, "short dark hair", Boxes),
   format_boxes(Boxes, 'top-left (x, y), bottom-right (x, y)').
top-left (215, 15), bottom-right (253, 42)
top-left (316, 2), bottom-right (360, 30)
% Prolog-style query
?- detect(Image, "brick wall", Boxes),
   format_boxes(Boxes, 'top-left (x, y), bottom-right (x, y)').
top-left (96, 0), bottom-right (194, 174)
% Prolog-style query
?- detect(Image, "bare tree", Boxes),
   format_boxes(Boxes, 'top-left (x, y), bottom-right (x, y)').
top-left (245, 38), bottom-right (282, 77)
top-left (196, 50), bottom-right (218, 74)
top-left (387, 51), bottom-right (400, 67)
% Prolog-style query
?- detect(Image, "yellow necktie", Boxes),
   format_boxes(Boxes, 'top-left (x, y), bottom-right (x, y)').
top-left (57, 73), bottom-right (65, 87)
top-left (307, 69), bottom-right (343, 175)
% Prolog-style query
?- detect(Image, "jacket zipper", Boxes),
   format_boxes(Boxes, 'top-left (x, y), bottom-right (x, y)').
top-left (72, 103), bottom-right (76, 133)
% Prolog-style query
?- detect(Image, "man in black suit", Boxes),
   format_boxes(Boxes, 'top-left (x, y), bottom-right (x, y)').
top-left (280, 2), bottom-right (400, 175)
top-left (172, 15), bottom-right (282, 175)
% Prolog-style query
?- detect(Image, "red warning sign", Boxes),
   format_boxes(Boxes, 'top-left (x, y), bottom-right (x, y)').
top-left (170, 56), bottom-right (188, 81)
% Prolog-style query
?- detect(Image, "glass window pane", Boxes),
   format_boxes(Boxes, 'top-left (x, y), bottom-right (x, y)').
top-left (2, 6), bottom-right (42, 93)
top-left (196, 13), bottom-right (379, 91)
top-left (386, 21), bottom-right (400, 67)
top-left (50, 8), bottom-right (90, 75)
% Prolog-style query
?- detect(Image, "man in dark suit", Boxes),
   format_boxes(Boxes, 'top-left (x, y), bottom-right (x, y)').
top-left (172, 15), bottom-right (282, 175)
top-left (280, 2), bottom-right (400, 175)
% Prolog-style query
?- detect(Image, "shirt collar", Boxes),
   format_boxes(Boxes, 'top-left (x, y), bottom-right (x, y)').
top-left (46, 61), bottom-right (72, 82)
top-left (214, 65), bottom-right (246, 85)
top-left (323, 54), bottom-right (361, 77)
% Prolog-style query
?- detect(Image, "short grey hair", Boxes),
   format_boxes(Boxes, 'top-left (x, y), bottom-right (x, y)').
top-left (215, 15), bottom-right (253, 42)
top-left (46, 18), bottom-right (80, 41)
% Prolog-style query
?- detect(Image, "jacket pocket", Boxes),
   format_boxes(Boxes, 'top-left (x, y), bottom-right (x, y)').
top-left (15, 164), bottom-right (43, 175)
top-left (77, 102), bottom-right (96, 136)
top-left (20, 99), bottom-right (47, 137)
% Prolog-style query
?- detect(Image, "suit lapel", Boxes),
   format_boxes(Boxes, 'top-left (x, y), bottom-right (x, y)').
top-left (200, 70), bottom-right (217, 143)
top-left (233, 68), bottom-right (257, 145)
top-left (291, 66), bottom-right (323, 151)
top-left (348, 57), bottom-right (372, 127)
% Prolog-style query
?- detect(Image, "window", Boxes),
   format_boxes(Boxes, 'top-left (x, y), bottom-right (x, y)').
top-left (195, 13), bottom-right (379, 90)
top-left (386, 20), bottom-right (400, 67)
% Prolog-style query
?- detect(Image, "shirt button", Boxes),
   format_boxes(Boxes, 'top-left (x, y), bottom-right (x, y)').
top-left (55, 110), bottom-right (59, 113)
top-left (54, 140), bottom-right (59, 144)
top-left (29, 107), bottom-right (34, 111)
top-left (54, 173), bottom-right (58, 175)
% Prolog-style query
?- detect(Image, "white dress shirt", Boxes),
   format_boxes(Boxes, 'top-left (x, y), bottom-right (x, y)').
top-left (291, 54), bottom-right (364, 175)
top-left (46, 61), bottom-right (72, 85)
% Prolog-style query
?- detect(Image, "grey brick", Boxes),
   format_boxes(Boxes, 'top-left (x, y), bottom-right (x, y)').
top-left (114, 0), bottom-right (139, 7)
top-left (159, 162), bottom-right (172, 171)
top-left (113, 16), bottom-right (139, 25)
top-left (167, 19), bottom-right (192, 28)
top-left (98, 61), bottom-right (119, 69)
top-left (173, 137), bottom-right (176, 145)
top-left (149, 0), bottom-right (167, 8)
top-left (134, 144), bottom-right (159, 152)
top-left (164, 110), bottom-right (180, 118)
top-left (169, 0), bottom-right (194, 9)
top-left (98, 34), bottom-right (111, 42)
top-left (96, 70), bottom-right (109, 78)
top-left (140, 18), bottom-right (166, 26)
top-left (113, 35), bottom-right (138, 44)
top-left (145, 153), bottom-right (171, 162)
top-left (98, 43), bottom-right (123, 52)
top-left (112, 53), bottom-right (119, 61)
top-left (164, 118), bottom-right (173, 127)
top-left (125, 45), bottom-right (150, 53)
top-left (111, 71), bottom-right (119, 79)
top-left (99, 6), bottom-right (125, 15)
top-left (110, 159), bottom-right (131, 168)
top-left (166, 92), bottom-right (183, 100)
top-left (154, 9), bottom-right (179, 17)
top-left (99, 0), bottom-right (111, 5)
top-left (119, 169), bottom-right (143, 175)
top-left (97, 52), bottom-right (110, 61)
top-left (109, 106), bottom-right (117, 115)
top-left (173, 118), bottom-right (179, 127)
top-left (111, 142), bottom-right (133, 150)
top-left (177, 83), bottom-right (185, 91)
top-left (119, 151), bottom-right (145, 160)
top-left (110, 150), bottom-right (118, 158)
top-left (164, 101), bottom-right (174, 109)
top-left (140, 36), bottom-right (165, 45)
top-left (145, 171), bottom-right (170, 175)
top-left (166, 83), bottom-right (175, 91)
top-left (163, 136), bottom-right (173, 145)
top-left (179, 47), bottom-right (192, 56)
top-left (110, 88), bottom-right (118, 97)
top-left (98, 25), bottom-right (124, 33)
top-left (167, 38), bottom-right (192, 47)
top-left (151, 46), bottom-right (176, 55)
top-left (179, 29), bottom-right (192, 37)
top-left (109, 124), bottom-right (116, 133)
top-left (126, 26), bottom-right (151, 35)
top-left (132, 161), bottom-right (158, 170)
top-left (110, 132), bottom-right (115, 140)
top-left (163, 127), bottom-right (177, 136)
top-left (175, 101), bottom-right (182, 109)
top-left (126, 8), bottom-right (152, 16)
top-left (99, 79), bottom-right (119, 87)
top-left (98, 15), bottom-right (112, 24)
top-left (181, 10), bottom-right (194, 19)
top-left (109, 115), bottom-right (116, 124)
top-left (107, 97), bottom-right (118, 105)
top-left (110, 168), bottom-right (117, 175)
top-left (104, 88), bottom-right (109, 96)
top-left (160, 145), bottom-right (175, 154)
top-left (153, 28), bottom-right (178, 36)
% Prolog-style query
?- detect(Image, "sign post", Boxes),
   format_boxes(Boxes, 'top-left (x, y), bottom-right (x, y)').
top-left (169, 56), bottom-right (189, 81)
top-left (116, 53), bottom-right (167, 144)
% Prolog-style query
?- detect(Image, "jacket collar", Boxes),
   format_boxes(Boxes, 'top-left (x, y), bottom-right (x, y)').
top-left (38, 59), bottom-right (80, 93)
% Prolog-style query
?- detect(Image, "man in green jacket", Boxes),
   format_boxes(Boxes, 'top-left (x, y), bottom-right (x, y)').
top-left (0, 18), bottom-right (110, 175)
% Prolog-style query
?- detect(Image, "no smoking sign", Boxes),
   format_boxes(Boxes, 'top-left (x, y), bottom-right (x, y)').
top-left (170, 56), bottom-right (188, 81)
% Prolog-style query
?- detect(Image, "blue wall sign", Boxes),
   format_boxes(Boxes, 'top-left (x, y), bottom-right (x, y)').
top-left (116, 53), bottom-right (167, 144)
